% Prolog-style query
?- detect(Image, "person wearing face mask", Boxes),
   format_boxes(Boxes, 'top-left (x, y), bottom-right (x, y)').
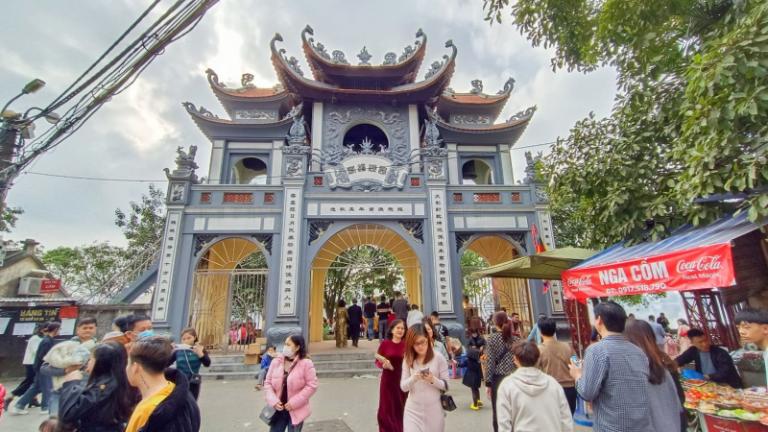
top-left (124, 315), bottom-right (154, 351)
top-left (58, 342), bottom-right (134, 432)
top-left (264, 334), bottom-right (318, 432)
top-left (124, 336), bottom-right (200, 432)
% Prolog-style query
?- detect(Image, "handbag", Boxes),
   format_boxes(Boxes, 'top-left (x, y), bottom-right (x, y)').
top-left (439, 379), bottom-right (457, 411)
top-left (183, 350), bottom-right (202, 385)
top-left (259, 404), bottom-right (276, 425)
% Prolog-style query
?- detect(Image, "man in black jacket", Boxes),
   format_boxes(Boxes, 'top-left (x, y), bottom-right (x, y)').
top-left (347, 298), bottom-right (363, 347)
top-left (675, 328), bottom-right (742, 388)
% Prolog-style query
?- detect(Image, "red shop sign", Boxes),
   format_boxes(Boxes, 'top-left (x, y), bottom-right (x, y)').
top-left (40, 279), bottom-right (62, 294)
top-left (562, 243), bottom-right (735, 302)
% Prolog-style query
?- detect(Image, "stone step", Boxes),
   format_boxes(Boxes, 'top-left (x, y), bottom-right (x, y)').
top-left (201, 371), bottom-right (257, 381)
top-left (310, 352), bottom-right (374, 362)
top-left (207, 363), bottom-right (261, 373)
top-left (312, 359), bottom-right (378, 371)
top-left (208, 354), bottom-right (252, 365)
top-left (316, 369), bottom-right (380, 379)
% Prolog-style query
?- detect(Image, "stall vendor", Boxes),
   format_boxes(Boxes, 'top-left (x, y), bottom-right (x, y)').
top-left (676, 328), bottom-right (742, 388)
top-left (735, 309), bottom-right (768, 386)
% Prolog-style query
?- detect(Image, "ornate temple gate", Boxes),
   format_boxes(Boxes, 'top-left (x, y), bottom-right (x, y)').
top-left (189, 269), bottom-right (268, 352)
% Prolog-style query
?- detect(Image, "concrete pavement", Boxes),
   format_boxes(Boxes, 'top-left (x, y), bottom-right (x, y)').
top-left (1, 375), bottom-right (590, 431)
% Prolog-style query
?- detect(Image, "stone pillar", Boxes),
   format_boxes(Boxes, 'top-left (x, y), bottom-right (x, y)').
top-left (446, 143), bottom-right (459, 184)
top-left (208, 139), bottom-right (224, 184)
top-left (266, 113), bottom-right (309, 347)
top-left (408, 105), bottom-right (421, 173)
top-left (499, 144), bottom-right (514, 185)
top-left (154, 146), bottom-right (199, 330)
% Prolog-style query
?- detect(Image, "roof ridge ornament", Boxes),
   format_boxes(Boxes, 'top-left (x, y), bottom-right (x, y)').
top-left (498, 77), bottom-right (515, 95)
top-left (332, 50), bottom-right (349, 65)
top-left (470, 79), bottom-right (483, 95)
top-left (241, 73), bottom-right (255, 88)
top-left (205, 68), bottom-right (224, 88)
top-left (272, 33), bottom-right (304, 76)
top-left (181, 102), bottom-right (218, 119)
top-left (357, 46), bottom-right (372, 65)
top-left (397, 28), bottom-right (426, 64)
top-left (302, 25), bottom-right (331, 60)
top-left (507, 106), bottom-right (537, 122)
top-left (424, 40), bottom-right (457, 80)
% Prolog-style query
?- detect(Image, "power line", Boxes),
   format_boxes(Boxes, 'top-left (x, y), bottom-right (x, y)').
top-left (25, 172), bottom-right (164, 183)
top-left (513, 140), bottom-right (557, 150)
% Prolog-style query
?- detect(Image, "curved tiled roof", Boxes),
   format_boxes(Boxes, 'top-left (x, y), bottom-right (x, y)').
top-left (271, 33), bottom-right (457, 103)
top-left (437, 78), bottom-right (515, 121)
top-left (300, 25), bottom-right (427, 87)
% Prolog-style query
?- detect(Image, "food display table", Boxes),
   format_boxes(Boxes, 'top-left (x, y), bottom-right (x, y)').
top-left (684, 380), bottom-right (768, 431)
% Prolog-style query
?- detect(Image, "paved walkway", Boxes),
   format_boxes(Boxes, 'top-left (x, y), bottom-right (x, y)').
top-left (1, 375), bottom-right (590, 431)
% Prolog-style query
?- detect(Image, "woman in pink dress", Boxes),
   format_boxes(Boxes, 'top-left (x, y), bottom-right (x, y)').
top-left (400, 323), bottom-right (450, 432)
top-left (375, 319), bottom-right (407, 432)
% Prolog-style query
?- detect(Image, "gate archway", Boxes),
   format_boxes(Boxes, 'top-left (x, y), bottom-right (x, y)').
top-left (189, 237), bottom-right (269, 352)
top-left (308, 224), bottom-right (422, 342)
top-left (460, 234), bottom-right (533, 334)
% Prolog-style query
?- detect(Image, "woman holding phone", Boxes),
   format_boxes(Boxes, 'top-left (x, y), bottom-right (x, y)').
top-left (400, 324), bottom-right (450, 432)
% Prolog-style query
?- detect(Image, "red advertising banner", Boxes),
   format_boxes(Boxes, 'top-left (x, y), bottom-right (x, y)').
top-left (40, 279), bottom-right (62, 294)
top-left (562, 243), bottom-right (735, 302)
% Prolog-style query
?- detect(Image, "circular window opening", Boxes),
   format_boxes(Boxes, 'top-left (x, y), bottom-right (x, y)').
top-left (343, 124), bottom-right (389, 154)
top-left (233, 157), bottom-right (268, 184)
top-left (461, 159), bottom-right (493, 185)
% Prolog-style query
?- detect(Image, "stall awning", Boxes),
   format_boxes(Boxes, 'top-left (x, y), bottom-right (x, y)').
top-left (562, 213), bottom-right (763, 302)
top-left (471, 247), bottom-right (597, 280)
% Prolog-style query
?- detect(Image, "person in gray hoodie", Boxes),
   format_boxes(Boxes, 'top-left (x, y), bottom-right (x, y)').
top-left (496, 341), bottom-right (573, 432)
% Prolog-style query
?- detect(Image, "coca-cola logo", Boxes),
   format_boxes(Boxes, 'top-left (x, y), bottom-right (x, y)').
top-left (676, 255), bottom-right (723, 273)
top-left (566, 275), bottom-right (591, 287)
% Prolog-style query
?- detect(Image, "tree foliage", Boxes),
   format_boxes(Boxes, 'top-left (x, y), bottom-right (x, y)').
top-left (460, 250), bottom-right (490, 298)
top-left (42, 242), bottom-right (127, 303)
top-left (323, 245), bottom-right (403, 321)
top-left (485, 0), bottom-right (768, 248)
top-left (114, 184), bottom-right (166, 252)
top-left (0, 206), bottom-right (23, 233)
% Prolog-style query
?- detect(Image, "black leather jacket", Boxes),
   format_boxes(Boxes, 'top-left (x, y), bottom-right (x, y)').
top-left (676, 345), bottom-right (743, 388)
top-left (59, 376), bottom-right (128, 432)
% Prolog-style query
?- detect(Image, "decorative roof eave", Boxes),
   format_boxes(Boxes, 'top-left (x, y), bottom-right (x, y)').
top-left (437, 77), bottom-right (515, 122)
top-left (272, 33), bottom-right (457, 103)
top-left (432, 106), bottom-right (536, 145)
top-left (300, 25), bottom-right (427, 85)
top-left (205, 68), bottom-right (293, 118)
top-left (182, 102), bottom-right (293, 141)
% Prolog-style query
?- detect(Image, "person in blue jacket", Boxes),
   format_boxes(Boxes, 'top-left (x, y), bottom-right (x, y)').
top-left (254, 345), bottom-right (276, 391)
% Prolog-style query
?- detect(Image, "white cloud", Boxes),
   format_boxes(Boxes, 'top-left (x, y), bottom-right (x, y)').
top-left (1, 0), bottom-right (618, 249)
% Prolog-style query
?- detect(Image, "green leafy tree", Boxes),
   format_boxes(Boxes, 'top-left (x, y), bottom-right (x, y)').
top-left (42, 242), bottom-right (127, 303)
top-left (114, 184), bottom-right (166, 252)
top-left (323, 245), bottom-right (403, 321)
top-left (460, 250), bottom-right (490, 298)
top-left (0, 207), bottom-right (23, 233)
top-left (483, 0), bottom-right (768, 248)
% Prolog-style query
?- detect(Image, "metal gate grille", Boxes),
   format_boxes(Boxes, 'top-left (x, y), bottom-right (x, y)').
top-left (189, 269), bottom-right (268, 353)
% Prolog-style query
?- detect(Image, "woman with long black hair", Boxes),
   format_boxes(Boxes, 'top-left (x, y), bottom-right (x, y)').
top-left (624, 319), bottom-right (685, 432)
top-left (59, 341), bottom-right (134, 432)
top-left (484, 312), bottom-right (519, 432)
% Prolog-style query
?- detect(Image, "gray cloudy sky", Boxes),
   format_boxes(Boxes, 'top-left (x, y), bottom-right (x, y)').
top-left (1, 0), bottom-right (616, 249)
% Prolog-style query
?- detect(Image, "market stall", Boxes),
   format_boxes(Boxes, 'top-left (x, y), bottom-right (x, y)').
top-left (562, 213), bottom-right (768, 431)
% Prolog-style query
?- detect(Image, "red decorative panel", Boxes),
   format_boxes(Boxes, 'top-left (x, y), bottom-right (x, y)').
top-left (565, 299), bottom-right (592, 356)
top-left (410, 177), bottom-right (421, 187)
top-left (200, 192), bottom-right (211, 204)
top-left (681, 289), bottom-right (739, 350)
top-left (313, 176), bottom-right (323, 186)
top-left (452, 193), bottom-right (463, 203)
top-left (223, 192), bottom-right (253, 204)
top-left (263, 192), bottom-right (275, 204)
top-left (511, 192), bottom-right (521, 203)
top-left (473, 192), bottom-right (501, 203)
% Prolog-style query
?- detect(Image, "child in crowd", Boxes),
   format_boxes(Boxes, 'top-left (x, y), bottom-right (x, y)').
top-left (254, 345), bottom-right (276, 391)
top-left (38, 418), bottom-right (58, 432)
top-left (174, 328), bottom-right (211, 400)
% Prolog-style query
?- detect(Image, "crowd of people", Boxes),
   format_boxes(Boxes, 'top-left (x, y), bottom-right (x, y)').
top-left (4, 314), bottom-right (207, 432)
top-left (4, 302), bottom-right (767, 432)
